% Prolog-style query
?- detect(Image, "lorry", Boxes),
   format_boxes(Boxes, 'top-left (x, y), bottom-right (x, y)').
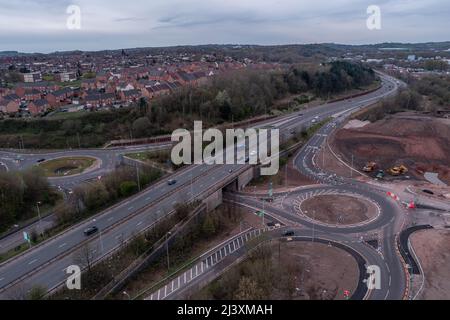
top-left (363, 162), bottom-right (377, 172)
top-left (388, 165), bottom-right (408, 176)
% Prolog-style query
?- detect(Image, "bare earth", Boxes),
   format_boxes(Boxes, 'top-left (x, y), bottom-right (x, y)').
top-left (279, 241), bottom-right (359, 300)
top-left (300, 194), bottom-right (375, 225)
top-left (332, 113), bottom-right (450, 184)
top-left (410, 229), bottom-right (450, 300)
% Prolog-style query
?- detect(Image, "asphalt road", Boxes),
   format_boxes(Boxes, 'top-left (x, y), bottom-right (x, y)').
top-left (0, 74), bottom-right (402, 299)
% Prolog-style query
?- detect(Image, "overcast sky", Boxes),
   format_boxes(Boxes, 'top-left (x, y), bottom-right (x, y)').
top-left (0, 0), bottom-right (449, 53)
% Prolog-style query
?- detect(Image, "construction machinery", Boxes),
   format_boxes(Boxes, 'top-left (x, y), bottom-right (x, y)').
top-left (388, 165), bottom-right (408, 176)
top-left (363, 162), bottom-right (377, 172)
top-left (376, 170), bottom-right (385, 179)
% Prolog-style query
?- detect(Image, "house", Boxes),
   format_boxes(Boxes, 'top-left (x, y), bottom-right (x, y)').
top-left (84, 93), bottom-right (117, 108)
top-left (24, 89), bottom-right (42, 101)
top-left (120, 89), bottom-right (142, 102)
top-left (100, 93), bottom-right (116, 106)
top-left (28, 99), bottom-right (50, 115)
top-left (0, 99), bottom-right (20, 114)
top-left (46, 88), bottom-right (73, 107)
top-left (57, 72), bottom-right (77, 82)
top-left (85, 94), bottom-right (102, 108)
top-left (21, 72), bottom-right (42, 83)
top-left (0, 87), bottom-right (11, 98)
top-left (148, 69), bottom-right (166, 81)
top-left (117, 82), bottom-right (135, 92)
top-left (174, 71), bottom-right (199, 85)
top-left (15, 82), bottom-right (59, 96)
top-left (81, 79), bottom-right (97, 90)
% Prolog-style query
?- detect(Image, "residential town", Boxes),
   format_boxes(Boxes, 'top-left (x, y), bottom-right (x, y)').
top-left (0, 50), bottom-right (279, 117)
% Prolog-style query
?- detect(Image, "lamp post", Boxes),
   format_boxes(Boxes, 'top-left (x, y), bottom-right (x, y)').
top-left (36, 201), bottom-right (42, 237)
top-left (93, 219), bottom-right (104, 255)
top-left (123, 291), bottom-right (131, 300)
top-left (166, 232), bottom-right (172, 273)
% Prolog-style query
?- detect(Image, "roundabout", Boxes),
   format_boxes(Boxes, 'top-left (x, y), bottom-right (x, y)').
top-left (37, 156), bottom-right (100, 178)
top-left (294, 192), bottom-right (381, 228)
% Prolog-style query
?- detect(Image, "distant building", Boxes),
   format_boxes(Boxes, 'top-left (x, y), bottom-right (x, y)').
top-left (28, 99), bottom-right (50, 115)
top-left (21, 72), bottom-right (42, 83)
top-left (407, 55), bottom-right (416, 61)
top-left (57, 72), bottom-right (77, 82)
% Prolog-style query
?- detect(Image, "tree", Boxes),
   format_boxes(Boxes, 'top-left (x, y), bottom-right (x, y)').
top-left (119, 181), bottom-right (138, 197)
top-left (201, 213), bottom-right (216, 238)
top-left (132, 117), bottom-right (151, 138)
top-left (27, 285), bottom-right (47, 300)
top-left (235, 276), bottom-right (265, 300)
top-left (74, 244), bottom-right (97, 273)
top-left (84, 182), bottom-right (110, 210)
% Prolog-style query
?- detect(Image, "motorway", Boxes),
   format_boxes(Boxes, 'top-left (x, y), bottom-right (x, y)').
top-left (0, 73), bottom-right (405, 299)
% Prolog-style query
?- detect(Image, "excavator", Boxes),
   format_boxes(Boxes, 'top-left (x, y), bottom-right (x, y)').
top-left (363, 162), bottom-right (377, 173)
top-left (388, 165), bottom-right (408, 176)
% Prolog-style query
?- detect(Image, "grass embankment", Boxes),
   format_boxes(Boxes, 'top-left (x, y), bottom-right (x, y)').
top-left (126, 149), bottom-right (181, 172)
top-left (38, 157), bottom-right (97, 177)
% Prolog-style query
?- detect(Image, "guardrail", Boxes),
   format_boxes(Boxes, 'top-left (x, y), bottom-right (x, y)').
top-left (92, 203), bottom-right (207, 299)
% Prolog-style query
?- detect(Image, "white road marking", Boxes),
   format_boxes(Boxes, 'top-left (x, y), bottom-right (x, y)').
top-left (137, 221), bottom-right (143, 227)
top-left (58, 243), bottom-right (67, 248)
top-left (108, 217), bottom-right (114, 222)
top-left (28, 259), bottom-right (38, 265)
top-left (128, 206), bottom-right (134, 211)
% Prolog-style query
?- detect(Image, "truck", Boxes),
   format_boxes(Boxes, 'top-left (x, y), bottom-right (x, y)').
top-left (388, 165), bottom-right (408, 176)
top-left (363, 162), bottom-right (377, 173)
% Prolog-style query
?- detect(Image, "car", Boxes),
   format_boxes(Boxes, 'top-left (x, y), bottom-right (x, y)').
top-left (228, 169), bottom-right (233, 173)
top-left (84, 226), bottom-right (98, 236)
top-left (245, 157), bottom-right (250, 163)
top-left (168, 179), bottom-right (177, 186)
top-left (266, 221), bottom-right (275, 227)
top-left (282, 230), bottom-right (295, 237)
top-left (36, 158), bottom-right (46, 163)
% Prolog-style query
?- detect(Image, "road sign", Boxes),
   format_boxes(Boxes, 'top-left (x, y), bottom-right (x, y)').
top-left (343, 290), bottom-right (351, 300)
top-left (255, 210), bottom-right (265, 218)
top-left (23, 231), bottom-right (31, 243)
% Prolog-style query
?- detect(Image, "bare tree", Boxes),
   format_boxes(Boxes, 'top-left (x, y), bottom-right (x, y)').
top-left (74, 243), bottom-right (97, 273)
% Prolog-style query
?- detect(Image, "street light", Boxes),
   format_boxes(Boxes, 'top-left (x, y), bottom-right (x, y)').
top-left (166, 232), bottom-right (172, 273)
top-left (36, 201), bottom-right (42, 237)
top-left (123, 291), bottom-right (131, 300)
top-left (93, 219), bottom-right (104, 255)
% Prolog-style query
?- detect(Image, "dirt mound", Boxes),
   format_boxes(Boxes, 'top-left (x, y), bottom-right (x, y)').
top-left (333, 114), bottom-right (450, 183)
top-left (300, 195), bottom-right (376, 225)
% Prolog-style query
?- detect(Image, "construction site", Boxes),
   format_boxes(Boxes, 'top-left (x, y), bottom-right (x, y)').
top-left (323, 112), bottom-right (450, 197)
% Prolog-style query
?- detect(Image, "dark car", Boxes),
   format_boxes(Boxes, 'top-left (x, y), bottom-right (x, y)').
top-left (37, 158), bottom-right (46, 163)
top-left (282, 230), bottom-right (295, 237)
top-left (168, 179), bottom-right (177, 186)
top-left (266, 221), bottom-right (275, 227)
top-left (84, 226), bottom-right (98, 236)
